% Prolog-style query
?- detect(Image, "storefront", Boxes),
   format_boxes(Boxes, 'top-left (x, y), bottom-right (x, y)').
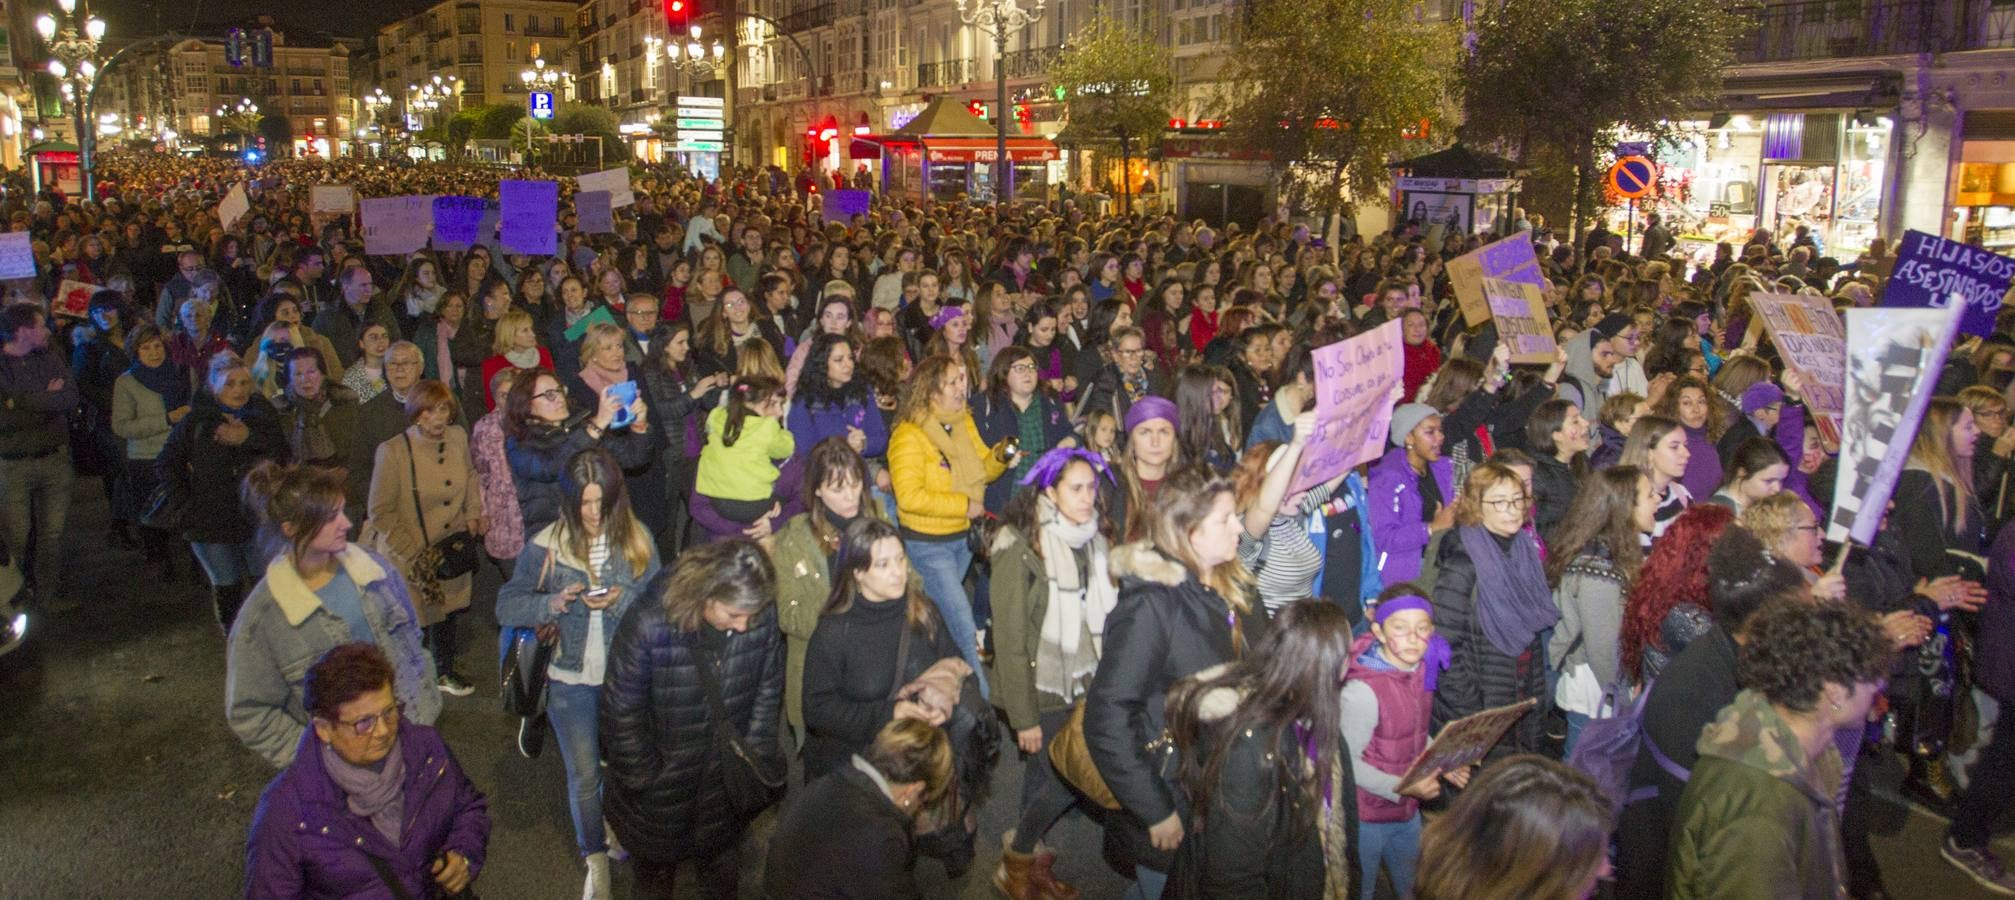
top-left (1949, 110), bottom-right (2015, 253)
top-left (853, 98), bottom-right (1059, 203)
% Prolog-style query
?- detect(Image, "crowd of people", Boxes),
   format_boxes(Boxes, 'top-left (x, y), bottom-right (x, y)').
top-left (5, 148), bottom-right (2015, 900)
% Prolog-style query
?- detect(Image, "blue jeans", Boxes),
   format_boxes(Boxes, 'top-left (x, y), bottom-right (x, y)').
top-left (904, 536), bottom-right (987, 699)
top-left (1358, 815), bottom-right (1423, 900)
top-left (1122, 866), bottom-right (1168, 900)
top-left (191, 541), bottom-right (264, 587)
top-left (548, 681), bottom-right (607, 857)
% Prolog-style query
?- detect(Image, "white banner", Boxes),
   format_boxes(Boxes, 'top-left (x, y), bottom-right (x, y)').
top-left (575, 167), bottom-right (634, 208)
top-left (1827, 304), bottom-right (1965, 545)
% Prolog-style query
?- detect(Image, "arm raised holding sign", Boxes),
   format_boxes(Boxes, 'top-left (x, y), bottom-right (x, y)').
top-left (1242, 411), bottom-right (1318, 539)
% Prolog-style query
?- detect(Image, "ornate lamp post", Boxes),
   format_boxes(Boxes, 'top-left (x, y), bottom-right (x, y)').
top-left (363, 87), bottom-right (392, 157)
top-left (36, 0), bottom-right (107, 200)
top-left (953, 0), bottom-right (1043, 205)
top-left (667, 25), bottom-right (725, 78)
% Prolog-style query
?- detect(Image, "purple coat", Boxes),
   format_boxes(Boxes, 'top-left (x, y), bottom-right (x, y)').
top-left (1366, 445), bottom-right (1456, 587)
top-left (244, 725), bottom-right (489, 900)
top-left (1678, 424), bottom-right (1722, 501)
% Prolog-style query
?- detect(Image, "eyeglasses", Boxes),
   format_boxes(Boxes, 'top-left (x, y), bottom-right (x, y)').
top-left (1114, 347), bottom-right (1145, 358)
top-left (329, 701), bottom-right (403, 736)
top-left (533, 389), bottom-right (565, 403)
top-left (386, 359), bottom-right (422, 369)
top-left (1794, 524), bottom-right (1821, 533)
top-left (1481, 495), bottom-right (1530, 512)
top-left (1009, 362), bottom-right (1038, 374)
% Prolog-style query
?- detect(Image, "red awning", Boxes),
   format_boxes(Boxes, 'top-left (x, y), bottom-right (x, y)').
top-left (922, 137), bottom-right (1058, 163)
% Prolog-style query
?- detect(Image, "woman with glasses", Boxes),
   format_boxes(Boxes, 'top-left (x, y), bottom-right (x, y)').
top-left (694, 289), bottom-right (786, 379)
top-left (226, 462), bottom-right (441, 769)
top-left (1429, 462), bottom-right (1556, 760)
top-left (1957, 385), bottom-right (2015, 530)
top-left (1077, 324), bottom-right (1170, 427)
top-left (244, 642), bottom-right (488, 899)
top-left (971, 346), bottom-right (1076, 514)
top-left (502, 368), bottom-right (653, 539)
top-left (1741, 492), bottom-right (1848, 603)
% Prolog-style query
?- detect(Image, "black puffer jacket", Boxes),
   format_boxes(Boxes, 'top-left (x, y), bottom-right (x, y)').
top-left (158, 391), bottom-right (290, 544)
top-left (1085, 543), bottom-right (1265, 874)
top-left (1427, 528), bottom-right (1549, 759)
top-left (598, 597), bottom-right (784, 864)
top-left (504, 417), bottom-right (654, 536)
top-left (1530, 452), bottom-right (1580, 538)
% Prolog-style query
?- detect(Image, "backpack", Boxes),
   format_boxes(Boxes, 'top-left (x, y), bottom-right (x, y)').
top-left (1565, 677), bottom-right (1654, 817)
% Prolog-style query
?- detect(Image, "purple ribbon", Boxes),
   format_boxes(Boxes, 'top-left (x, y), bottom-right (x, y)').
top-left (1018, 446), bottom-right (1116, 488)
top-left (1372, 594), bottom-right (1453, 692)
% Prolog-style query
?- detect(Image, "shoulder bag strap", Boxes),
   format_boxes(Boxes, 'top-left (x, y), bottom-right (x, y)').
top-left (402, 433), bottom-right (433, 546)
top-left (885, 619), bottom-right (914, 702)
top-left (363, 850), bottom-right (418, 900)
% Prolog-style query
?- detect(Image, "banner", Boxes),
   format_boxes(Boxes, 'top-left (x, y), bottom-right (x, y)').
top-left (822, 189), bottom-right (872, 224)
top-left (575, 190), bottom-right (615, 235)
top-left (1290, 319), bottom-right (1405, 495)
top-left (499, 180), bottom-right (559, 256)
top-left (0, 231), bottom-right (35, 279)
top-left (311, 185), bottom-right (355, 215)
top-left (575, 167), bottom-right (634, 208)
top-left (1480, 277), bottom-right (1557, 364)
top-left (1880, 228), bottom-right (2015, 337)
top-left (431, 196), bottom-right (487, 249)
top-left (1750, 292), bottom-right (1846, 446)
top-left (218, 183), bottom-right (251, 230)
top-left (1448, 233), bottom-right (1545, 326)
top-left (1827, 304), bottom-right (1966, 545)
top-left (359, 195), bottom-right (433, 256)
top-left (52, 280), bottom-right (95, 320)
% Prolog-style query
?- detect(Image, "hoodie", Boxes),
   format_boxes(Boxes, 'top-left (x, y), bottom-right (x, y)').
top-left (1558, 330), bottom-right (1610, 413)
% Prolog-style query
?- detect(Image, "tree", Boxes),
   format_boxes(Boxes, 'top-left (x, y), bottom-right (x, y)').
top-left (470, 103), bottom-right (527, 141)
top-left (257, 114), bottom-right (292, 157)
top-left (550, 103), bottom-right (624, 170)
top-left (215, 107), bottom-right (261, 145)
top-left (1460, 0), bottom-right (1743, 244)
top-left (1048, 14), bottom-right (1174, 213)
top-left (1217, 0), bottom-right (1458, 234)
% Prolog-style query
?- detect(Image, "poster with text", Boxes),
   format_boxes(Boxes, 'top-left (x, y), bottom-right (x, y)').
top-left (1827, 304), bottom-right (1965, 545)
top-left (0, 231), bottom-right (35, 280)
top-left (1880, 228), bottom-right (2015, 337)
top-left (431, 196), bottom-right (488, 249)
top-left (359, 196), bottom-right (433, 256)
top-left (1751, 292), bottom-right (1846, 446)
top-left (499, 180), bottom-right (560, 256)
top-left (575, 167), bottom-right (635, 208)
top-left (576, 190), bottom-right (615, 234)
top-left (218, 183), bottom-right (251, 230)
top-left (1290, 319), bottom-right (1405, 495)
top-left (1396, 698), bottom-right (1538, 794)
top-left (1449, 233), bottom-right (1546, 326)
top-left (311, 185), bottom-right (356, 215)
top-left (822, 190), bottom-right (872, 224)
top-left (1480, 277), bottom-right (1558, 364)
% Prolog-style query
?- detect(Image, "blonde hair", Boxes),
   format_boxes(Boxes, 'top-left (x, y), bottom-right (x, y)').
top-left (1454, 462), bottom-right (1524, 528)
top-left (578, 321), bottom-right (627, 369)
top-left (1739, 492), bottom-right (1811, 559)
top-left (1909, 397), bottom-right (1976, 531)
top-left (491, 308), bottom-right (535, 356)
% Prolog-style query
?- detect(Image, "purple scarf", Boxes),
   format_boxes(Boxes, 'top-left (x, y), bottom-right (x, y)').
top-left (1458, 525), bottom-right (1559, 657)
top-left (320, 737), bottom-right (407, 845)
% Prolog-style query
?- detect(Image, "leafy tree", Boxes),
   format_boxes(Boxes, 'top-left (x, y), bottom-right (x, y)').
top-left (1460, 0), bottom-right (1743, 243)
top-left (471, 103), bottom-right (527, 141)
top-left (257, 114), bottom-right (292, 157)
top-left (551, 103), bottom-right (625, 170)
top-left (1217, 0), bottom-right (1457, 233)
top-left (1048, 14), bottom-right (1174, 213)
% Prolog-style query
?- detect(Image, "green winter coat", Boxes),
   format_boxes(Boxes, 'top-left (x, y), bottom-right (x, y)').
top-left (986, 524), bottom-right (1076, 732)
top-left (770, 514), bottom-right (834, 736)
top-left (1666, 690), bottom-right (1847, 900)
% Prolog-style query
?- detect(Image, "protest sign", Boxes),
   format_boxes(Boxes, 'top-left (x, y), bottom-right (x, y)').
top-left (1480, 277), bottom-right (1557, 364)
top-left (822, 190), bottom-right (872, 224)
top-left (1881, 228), bottom-right (2015, 337)
top-left (52, 280), bottom-right (95, 320)
top-left (562, 304), bottom-right (617, 343)
top-left (1395, 698), bottom-right (1538, 794)
top-left (311, 185), bottom-right (355, 215)
top-left (1289, 319), bottom-right (1405, 495)
top-left (499, 180), bottom-right (559, 255)
top-left (431, 196), bottom-right (488, 248)
top-left (1827, 303), bottom-right (1965, 545)
top-left (575, 167), bottom-right (634, 207)
top-left (1449, 233), bottom-right (1546, 326)
top-left (576, 190), bottom-right (615, 234)
top-left (1750, 292), bottom-right (1846, 446)
top-left (359, 195), bottom-right (433, 256)
top-left (0, 231), bottom-right (36, 279)
top-left (218, 183), bottom-right (251, 230)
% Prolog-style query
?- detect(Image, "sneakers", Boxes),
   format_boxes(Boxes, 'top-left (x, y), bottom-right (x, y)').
top-left (582, 851), bottom-right (612, 900)
top-left (1942, 837), bottom-right (2015, 895)
top-left (517, 715), bottom-right (547, 759)
top-left (437, 672), bottom-right (475, 697)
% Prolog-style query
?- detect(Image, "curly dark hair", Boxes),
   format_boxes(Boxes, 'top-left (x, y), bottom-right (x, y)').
top-left (794, 331), bottom-right (870, 409)
top-left (1736, 600), bottom-right (1891, 713)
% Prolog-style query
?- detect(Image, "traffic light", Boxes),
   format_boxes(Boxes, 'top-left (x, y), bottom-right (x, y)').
top-left (664, 0), bottom-right (688, 30)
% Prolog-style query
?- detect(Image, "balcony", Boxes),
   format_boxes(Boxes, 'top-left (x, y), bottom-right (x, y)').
top-left (459, 54), bottom-right (483, 64)
top-left (1735, 0), bottom-right (2015, 63)
top-left (782, 3), bottom-right (834, 31)
top-left (629, 43), bottom-right (644, 58)
top-left (526, 24), bottom-right (570, 37)
top-left (629, 86), bottom-right (651, 103)
top-left (917, 57), bottom-right (974, 88)
top-left (996, 46), bottom-right (1060, 80)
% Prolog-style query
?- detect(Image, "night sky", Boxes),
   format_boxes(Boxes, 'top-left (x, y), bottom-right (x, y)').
top-left (90, 0), bottom-right (428, 44)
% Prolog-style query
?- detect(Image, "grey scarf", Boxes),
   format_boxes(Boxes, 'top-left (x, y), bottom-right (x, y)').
top-left (320, 737), bottom-right (406, 845)
top-left (1458, 525), bottom-right (1559, 657)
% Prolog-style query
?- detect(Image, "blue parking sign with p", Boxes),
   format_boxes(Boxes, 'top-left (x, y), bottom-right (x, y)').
top-left (529, 92), bottom-right (555, 120)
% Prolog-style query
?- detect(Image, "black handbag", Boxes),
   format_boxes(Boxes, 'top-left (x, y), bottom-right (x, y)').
top-left (501, 552), bottom-right (559, 724)
top-left (403, 434), bottom-right (482, 581)
top-left (139, 482), bottom-right (186, 531)
top-left (695, 643), bottom-right (786, 819)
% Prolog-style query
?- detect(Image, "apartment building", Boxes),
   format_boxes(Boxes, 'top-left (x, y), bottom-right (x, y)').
top-left (370, 0), bottom-right (578, 127)
top-left (100, 23), bottom-right (356, 157)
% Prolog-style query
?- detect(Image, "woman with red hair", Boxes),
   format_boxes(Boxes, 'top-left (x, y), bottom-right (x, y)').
top-left (1619, 503), bottom-right (1736, 685)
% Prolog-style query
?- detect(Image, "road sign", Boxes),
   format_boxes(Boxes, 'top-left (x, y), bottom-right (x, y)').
top-left (528, 92), bottom-right (555, 121)
top-left (1614, 141), bottom-right (1650, 159)
top-left (674, 140), bottom-right (724, 152)
top-left (1607, 155), bottom-right (1656, 199)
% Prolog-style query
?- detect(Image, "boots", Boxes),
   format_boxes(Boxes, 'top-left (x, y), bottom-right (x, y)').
top-left (582, 851), bottom-right (612, 900)
top-left (214, 581), bottom-right (247, 634)
top-left (1904, 751), bottom-right (1959, 811)
top-left (992, 830), bottom-right (1081, 900)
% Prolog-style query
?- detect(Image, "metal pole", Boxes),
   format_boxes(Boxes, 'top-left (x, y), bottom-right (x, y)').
top-left (76, 82), bottom-right (93, 201)
top-left (996, 30), bottom-right (1009, 206)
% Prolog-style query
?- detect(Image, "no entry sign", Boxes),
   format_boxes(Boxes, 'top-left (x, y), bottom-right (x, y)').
top-left (1607, 155), bottom-right (1656, 199)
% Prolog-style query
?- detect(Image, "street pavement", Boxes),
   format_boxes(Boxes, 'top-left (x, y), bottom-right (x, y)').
top-left (0, 477), bottom-right (2010, 898)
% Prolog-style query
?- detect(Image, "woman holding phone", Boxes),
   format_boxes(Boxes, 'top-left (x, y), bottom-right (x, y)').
top-left (568, 322), bottom-right (668, 537)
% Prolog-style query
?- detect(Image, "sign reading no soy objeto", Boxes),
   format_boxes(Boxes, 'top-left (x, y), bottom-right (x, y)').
top-left (1289, 319), bottom-right (1405, 495)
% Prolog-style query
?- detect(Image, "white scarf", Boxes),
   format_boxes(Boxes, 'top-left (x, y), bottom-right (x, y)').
top-left (503, 347), bottom-right (541, 368)
top-left (1034, 497), bottom-right (1117, 700)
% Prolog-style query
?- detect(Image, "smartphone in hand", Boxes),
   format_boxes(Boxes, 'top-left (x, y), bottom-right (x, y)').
top-left (607, 381), bottom-right (639, 427)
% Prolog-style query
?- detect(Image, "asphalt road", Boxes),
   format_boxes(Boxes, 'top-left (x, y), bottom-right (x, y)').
top-left (1, 477), bottom-right (2009, 899)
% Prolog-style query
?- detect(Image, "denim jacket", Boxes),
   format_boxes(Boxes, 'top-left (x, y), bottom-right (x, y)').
top-left (496, 521), bottom-right (663, 676)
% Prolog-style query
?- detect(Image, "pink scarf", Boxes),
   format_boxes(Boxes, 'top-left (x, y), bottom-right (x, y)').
top-left (579, 362), bottom-right (628, 396)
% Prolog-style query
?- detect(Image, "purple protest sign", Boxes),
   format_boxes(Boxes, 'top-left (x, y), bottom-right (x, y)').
top-left (431, 196), bottom-right (487, 248)
top-left (1289, 319), bottom-right (1404, 494)
top-left (1880, 228), bottom-right (2015, 337)
top-left (498, 180), bottom-right (559, 256)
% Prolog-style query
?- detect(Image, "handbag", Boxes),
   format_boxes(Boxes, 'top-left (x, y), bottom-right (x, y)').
top-left (500, 551), bottom-right (559, 720)
top-left (403, 434), bottom-right (481, 581)
top-left (1047, 699), bottom-right (1122, 809)
top-left (695, 643), bottom-right (787, 819)
top-left (139, 481), bottom-right (186, 532)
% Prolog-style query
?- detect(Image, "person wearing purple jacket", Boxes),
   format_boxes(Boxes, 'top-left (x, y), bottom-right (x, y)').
top-left (1367, 403), bottom-right (1457, 587)
top-left (245, 643), bottom-right (489, 900)
top-left (1656, 376), bottom-right (1724, 501)
top-left (786, 332), bottom-right (889, 462)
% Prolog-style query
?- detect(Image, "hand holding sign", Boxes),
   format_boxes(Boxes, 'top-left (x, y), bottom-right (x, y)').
top-left (1288, 320), bottom-right (1405, 495)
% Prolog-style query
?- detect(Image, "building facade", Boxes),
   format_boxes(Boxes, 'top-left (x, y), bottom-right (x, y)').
top-left (95, 22), bottom-right (356, 157)
top-left (368, 0), bottom-right (578, 144)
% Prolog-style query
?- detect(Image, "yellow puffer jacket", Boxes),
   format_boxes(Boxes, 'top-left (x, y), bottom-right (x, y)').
top-left (888, 413), bottom-right (1007, 537)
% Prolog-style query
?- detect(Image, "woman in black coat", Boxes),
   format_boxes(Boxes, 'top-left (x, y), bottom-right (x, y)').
top-left (501, 368), bottom-right (654, 538)
top-left (71, 292), bottom-right (134, 542)
top-left (599, 540), bottom-right (784, 900)
top-left (158, 353), bottom-right (289, 630)
top-left (765, 719), bottom-right (953, 900)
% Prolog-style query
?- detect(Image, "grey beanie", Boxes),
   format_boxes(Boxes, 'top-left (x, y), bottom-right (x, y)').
top-left (1390, 403), bottom-right (1440, 448)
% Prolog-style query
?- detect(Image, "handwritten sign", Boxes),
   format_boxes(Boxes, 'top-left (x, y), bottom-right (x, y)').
top-left (52, 280), bottom-right (96, 320)
top-left (1480, 277), bottom-right (1557, 364)
top-left (359, 195), bottom-right (433, 256)
top-left (575, 190), bottom-right (615, 235)
top-left (431, 196), bottom-right (488, 248)
top-left (499, 180), bottom-right (559, 256)
top-left (0, 231), bottom-right (35, 279)
top-left (1751, 292), bottom-right (1846, 446)
top-left (1290, 319), bottom-right (1405, 495)
top-left (1449, 233), bottom-right (1546, 327)
top-left (1881, 228), bottom-right (2015, 337)
top-left (822, 189), bottom-right (872, 224)
top-left (575, 167), bottom-right (634, 208)
top-left (1827, 304), bottom-right (1965, 545)
top-left (311, 185), bottom-right (355, 215)
top-left (218, 183), bottom-right (251, 230)
top-left (1396, 698), bottom-right (1538, 793)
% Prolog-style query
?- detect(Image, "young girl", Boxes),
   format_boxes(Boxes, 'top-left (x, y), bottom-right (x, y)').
top-left (694, 375), bottom-right (795, 531)
top-left (1343, 585), bottom-right (1460, 900)
top-left (1081, 409), bottom-right (1119, 464)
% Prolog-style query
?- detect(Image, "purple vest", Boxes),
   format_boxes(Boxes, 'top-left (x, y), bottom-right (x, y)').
top-left (1345, 632), bottom-right (1432, 822)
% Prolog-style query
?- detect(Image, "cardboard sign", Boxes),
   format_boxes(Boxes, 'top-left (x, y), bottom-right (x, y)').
top-left (359, 195), bottom-right (433, 256)
top-left (562, 304), bottom-right (617, 343)
top-left (311, 185), bottom-right (356, 215)
top-left (1827, 304), bottom-right (1965, 545)
top-left (1449, 233), bottom-right (1546, 327)
top-left (52, 280), bottom-right (95, 320)
top-left (218, 183), bottom-right (251, 230)
top-left (0, 231), bottom-right (35, 279)
top-left (1480, 277), bottom-right (1557, 364)
top-left (575, 167), bottom-right (635, 208)
top-left (1750, 292), bottom-right (1846, 446)
top-left (431, 196), bottom-right (488, 248)
top-left (1290, 319), bottom-right (1405, 495)
top-left (576, 190), bottom-right (615, 235)
top-left (1396, 698), bottom-right (1538, 794)
top-left (1880, 228), bottom-right (2015, 338)
top-left (499, 180), bottom-right (559, 256)
top-left (822, 189), bottom-right (872, 224)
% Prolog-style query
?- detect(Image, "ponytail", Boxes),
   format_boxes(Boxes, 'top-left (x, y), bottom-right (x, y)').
top-left (722, 374), bottom-right (783, 447)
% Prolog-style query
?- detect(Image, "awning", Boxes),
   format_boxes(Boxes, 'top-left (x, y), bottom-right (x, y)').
top-left (921, 137), bottom-right (1058, 163)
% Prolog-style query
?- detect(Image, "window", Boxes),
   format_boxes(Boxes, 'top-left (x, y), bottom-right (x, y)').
top-left (507, 41), bottom-right (517, 61)
top-left (504, 13), bottom-right (515, 31)
top-left (528, 14), bottom-right (539, 32)
top-left (291, 78), bottom-right (302, 92)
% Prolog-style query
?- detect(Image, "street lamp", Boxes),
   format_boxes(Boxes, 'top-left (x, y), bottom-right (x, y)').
top-left (666, 25), bottom-right (725, 78)
top-left (363, 87), bottom-right (392, 158)
top-left (214, 96), bottom-right (258, 148)
top-left (953, 0), bottom-right (1044, 205)
top-left (37, 0), bottom-right (108, 199)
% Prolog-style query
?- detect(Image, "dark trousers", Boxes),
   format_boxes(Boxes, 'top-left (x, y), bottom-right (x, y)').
top-left (1011, 706), bottom-right (1078, 853)
top-left (426, 609), bottom-right (464, 675)
top-left (631, 849), bottom-right (740, 900)
top-left (1952, 697), bottom-right (2015, 849)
